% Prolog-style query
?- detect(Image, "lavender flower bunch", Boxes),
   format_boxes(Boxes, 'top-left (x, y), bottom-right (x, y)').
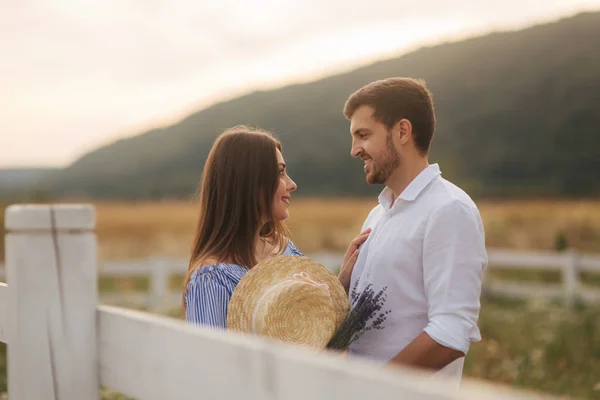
top-left (326, 283), bottom-right (390, 351)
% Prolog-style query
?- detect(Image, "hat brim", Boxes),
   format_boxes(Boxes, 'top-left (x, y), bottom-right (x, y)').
top-left (226, 255), bottom-right (349, 347)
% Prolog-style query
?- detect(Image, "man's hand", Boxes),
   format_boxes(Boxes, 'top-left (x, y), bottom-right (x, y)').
top-left (338, 228), bottom-right (371, 292)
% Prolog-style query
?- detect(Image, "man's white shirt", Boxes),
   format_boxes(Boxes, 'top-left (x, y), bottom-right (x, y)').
top-left (348, 163), bottom-right (488, 387)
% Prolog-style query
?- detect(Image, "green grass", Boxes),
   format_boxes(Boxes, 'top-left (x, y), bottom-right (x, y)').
top-left (488, 269), bottom-right (600, 286)
top-left (97, 274), bottom-right (185, 294)
top-left (99, 276), bottom-right (150, 293)
top-left (581, 272), bottom-right (600, 287)
top-left (464, 296), bottom-right (600, 399)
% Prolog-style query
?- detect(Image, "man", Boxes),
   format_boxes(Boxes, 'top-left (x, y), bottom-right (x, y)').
top-left (338, 77), bottom-right (487, 387)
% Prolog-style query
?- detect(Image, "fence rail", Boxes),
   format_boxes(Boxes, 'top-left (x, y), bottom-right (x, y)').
top-left (0, 203), bottom-right (555, 399)
top-left (1, 248), bottom-right (600, 312)
top-left (484, 248), bottom-right (600, 307)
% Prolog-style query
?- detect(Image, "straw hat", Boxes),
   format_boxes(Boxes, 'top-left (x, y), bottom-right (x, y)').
top-left (226, 255), bottom-right (349, 348)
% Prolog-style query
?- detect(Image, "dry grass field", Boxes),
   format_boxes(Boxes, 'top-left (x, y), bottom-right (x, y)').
top-left (2, 198), bottom-right (599, 264)
top-left (92, 198), bottom-right (374, 261)
top-left (89, 198), bottom-right (600, 262)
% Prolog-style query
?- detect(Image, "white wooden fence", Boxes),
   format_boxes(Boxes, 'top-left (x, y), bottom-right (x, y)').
top-left (0, 203), bottom-right (577, 399)
top-left (483, 248), bottom-right (600, 307)
top-left (3, 244), bottom-right (597, 313)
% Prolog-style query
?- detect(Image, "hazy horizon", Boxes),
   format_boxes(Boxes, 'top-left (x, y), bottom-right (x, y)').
top-left (2, 0), bottom-right (599, 168)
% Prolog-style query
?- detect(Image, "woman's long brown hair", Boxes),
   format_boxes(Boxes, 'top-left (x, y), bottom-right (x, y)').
top-left (182, 125), bottom-right (289, 310)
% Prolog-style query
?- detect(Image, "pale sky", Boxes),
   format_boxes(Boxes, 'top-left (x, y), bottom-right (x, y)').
top-left (2, 0), bottom-right (599, 168)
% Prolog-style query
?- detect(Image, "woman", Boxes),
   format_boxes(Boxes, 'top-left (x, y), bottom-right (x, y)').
top-left (183, 125), bottom-right (368, 329)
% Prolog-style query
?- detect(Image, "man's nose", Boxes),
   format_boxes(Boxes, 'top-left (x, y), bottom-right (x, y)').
top-left (351, 143), bottom-right (362, 158)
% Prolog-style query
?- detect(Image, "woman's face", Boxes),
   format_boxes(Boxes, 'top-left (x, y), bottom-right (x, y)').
top-left (272, 149), bottom-right (297, 221)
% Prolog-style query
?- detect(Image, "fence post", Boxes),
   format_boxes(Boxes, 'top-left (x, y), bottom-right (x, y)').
top-left (5, 204), bottom-right (98, 399)
top-left (562, 248), bottom-right (580, 309)
top-left (150, 257), bottom-right (169, 313)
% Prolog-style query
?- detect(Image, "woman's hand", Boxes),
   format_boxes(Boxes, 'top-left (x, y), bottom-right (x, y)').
top-left (338, 228), bottom-right (371, 293)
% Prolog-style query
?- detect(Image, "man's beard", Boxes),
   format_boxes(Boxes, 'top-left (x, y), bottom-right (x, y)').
top-left (367, 132), bottom-right (400, 185)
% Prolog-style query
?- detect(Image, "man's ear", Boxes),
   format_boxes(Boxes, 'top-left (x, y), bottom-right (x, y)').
top-left (395, 119), bottom-right (412, 145)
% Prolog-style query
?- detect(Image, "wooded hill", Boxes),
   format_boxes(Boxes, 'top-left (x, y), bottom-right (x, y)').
top-left (39, 11), bottom-right (600, 200)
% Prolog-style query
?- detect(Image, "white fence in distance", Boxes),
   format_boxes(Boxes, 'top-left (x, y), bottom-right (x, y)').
top-left (3, 248), bottom-right (598, 312)
top-left (0, 203), bottom-right (560, 399)
top-left (483, 248), bottom-right (600, 306)
top-left (1, 244), bottom-right (600, 313)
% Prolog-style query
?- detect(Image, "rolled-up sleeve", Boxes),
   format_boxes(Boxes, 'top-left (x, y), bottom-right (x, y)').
top-left (422, 199), bottom-right (488, 354)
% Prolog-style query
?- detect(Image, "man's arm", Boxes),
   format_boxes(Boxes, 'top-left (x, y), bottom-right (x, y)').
top-left (388, 200), bottom-right (487, 371)
top-left (389, 332), bottom-right (464, 371)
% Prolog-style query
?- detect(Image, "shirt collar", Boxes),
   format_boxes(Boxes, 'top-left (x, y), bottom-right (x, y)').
top-left (378, 164), bottom-right (442, 209)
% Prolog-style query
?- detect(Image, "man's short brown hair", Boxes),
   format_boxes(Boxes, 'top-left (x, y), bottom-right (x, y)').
top-left (343, 77), bottom-right (436, 155)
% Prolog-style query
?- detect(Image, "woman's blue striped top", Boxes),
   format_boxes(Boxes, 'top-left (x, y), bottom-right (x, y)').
top-left (184, 240), bottom-right (304, 329)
